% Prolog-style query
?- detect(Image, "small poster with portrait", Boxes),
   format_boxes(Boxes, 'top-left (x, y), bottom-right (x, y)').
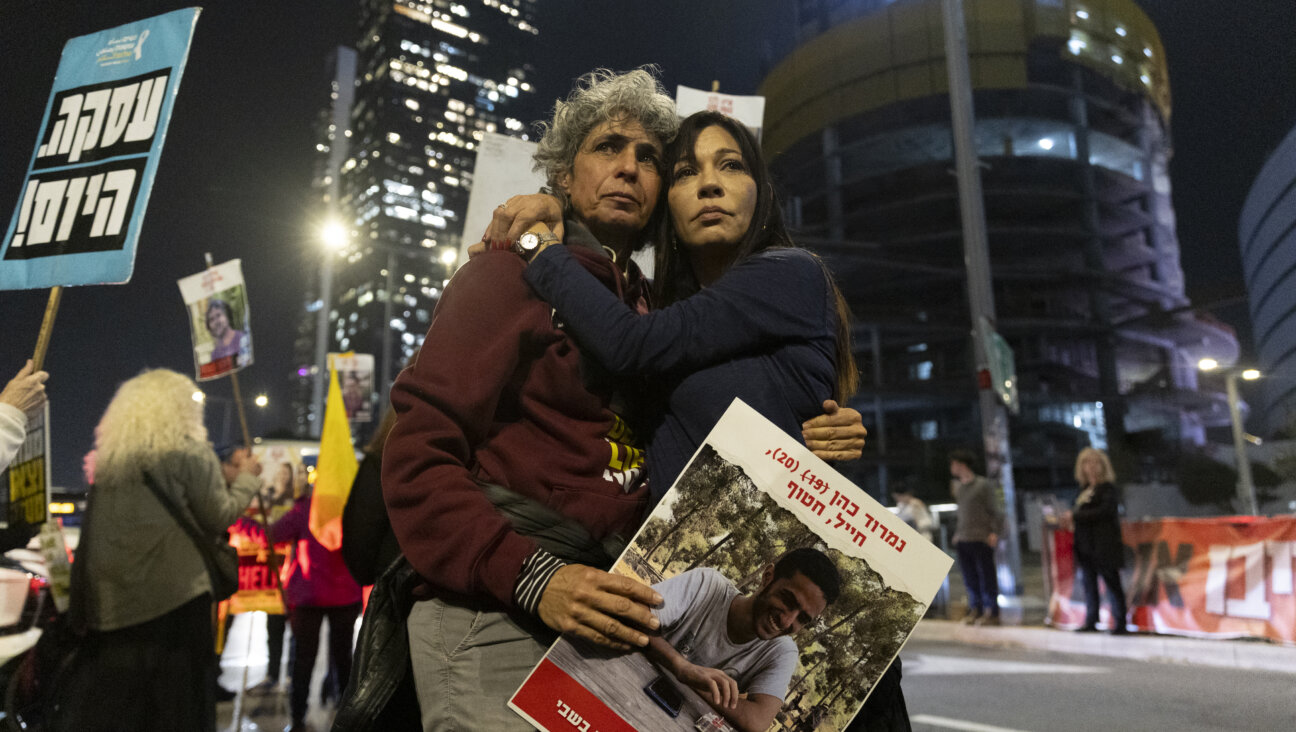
top-left (510, 399), bottom-right (952, 732)
top-left (330, 352), bottom-right (375, 423)
top-left (177, 259), bottom-right (253, 381)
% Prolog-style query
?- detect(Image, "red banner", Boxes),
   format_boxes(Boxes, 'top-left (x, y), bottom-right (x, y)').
top-left (227, 515), bottom-right (288, 615)
top-left (1044, 516), bottom-right (1296, 644)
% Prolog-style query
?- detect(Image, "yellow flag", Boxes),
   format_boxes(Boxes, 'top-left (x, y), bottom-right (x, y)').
top-left (309, 359), bottom-right (358, 550)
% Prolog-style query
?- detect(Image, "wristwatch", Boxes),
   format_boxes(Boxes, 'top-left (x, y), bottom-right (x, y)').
top-left (517, 225), bottom-right (560, 256)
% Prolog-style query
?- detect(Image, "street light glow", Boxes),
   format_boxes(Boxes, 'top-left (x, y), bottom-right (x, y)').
top-left (440, 247), bottom-right (457, 266)
top-left (1198, 358), bottom-right (1219, 371)
top-left (321, 221), bottom-right (348, 250)
top-left (192, 390), bottom-right (205, 403)
top-left (1242, 369), bottom-right (1261, 381)
top-left (255, 394), bottom-right (269, 408)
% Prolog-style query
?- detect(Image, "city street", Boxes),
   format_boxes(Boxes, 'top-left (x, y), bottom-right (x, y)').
top-left (901, 638), bottom-right (1296, 732)
top-left (216, 611), bottom-right (347, 732)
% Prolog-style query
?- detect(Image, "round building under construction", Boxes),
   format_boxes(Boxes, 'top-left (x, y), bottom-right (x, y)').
top-left (760, 0), bottom-right (1237, 496)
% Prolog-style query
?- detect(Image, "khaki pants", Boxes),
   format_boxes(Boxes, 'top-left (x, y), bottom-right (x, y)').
top-left (407, 596), bottom-right (552, 731)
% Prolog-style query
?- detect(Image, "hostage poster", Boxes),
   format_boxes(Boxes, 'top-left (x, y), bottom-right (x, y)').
top-left (178, 258), bottom-right (253, 380)
top-left (510, 399), bottom-right (952, 732)
top-left (0, 8), bottom-right (200, 290)
top-left (330, 352), bottom-right (375, 423)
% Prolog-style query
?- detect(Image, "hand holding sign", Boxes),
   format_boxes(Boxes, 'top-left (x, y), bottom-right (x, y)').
top-left (0, 360), bottom-right (49, 415)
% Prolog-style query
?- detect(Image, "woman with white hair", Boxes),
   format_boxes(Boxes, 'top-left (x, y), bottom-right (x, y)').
top-left (54, 369), bottom-right (262, 731)
top-left (1071, 447), bottom-right (1129, 635)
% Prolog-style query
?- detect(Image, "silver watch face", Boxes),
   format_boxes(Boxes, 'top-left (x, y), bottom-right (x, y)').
top-left (518, 232), bottom-right (540, 250)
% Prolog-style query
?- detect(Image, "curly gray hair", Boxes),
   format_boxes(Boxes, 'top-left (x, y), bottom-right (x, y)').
top-left (532, 67), bottom-right (678, 206)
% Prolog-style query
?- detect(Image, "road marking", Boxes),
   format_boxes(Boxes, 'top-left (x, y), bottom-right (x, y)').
top-left (905, 654), bottom-right (1109, 675)
top-left (912, 714), bottom-right (1034, 732)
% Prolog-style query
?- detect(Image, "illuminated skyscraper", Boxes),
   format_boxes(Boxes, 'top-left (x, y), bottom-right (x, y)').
top-left (328, 0), bottom-right (538, 407)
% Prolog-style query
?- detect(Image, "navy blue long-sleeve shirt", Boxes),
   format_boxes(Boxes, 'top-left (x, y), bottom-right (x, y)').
top-left (525, 245), bottom-right (839, 501)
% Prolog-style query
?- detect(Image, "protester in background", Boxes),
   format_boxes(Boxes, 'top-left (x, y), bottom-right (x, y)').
top-left (206, 298), bottom-right (249, 362)
top-left (949, 448), bottom-right (1001, 626)
top-left (212, 445), bottom-right (254, 702)
top-left (893, 484), bottom-right (934, 543)
top-left (269, 481), bottom-right (363, 731)
top-left (240, 458), bottom-right (296, 695)
top-left (339, 381), bottom-right (423, 729)
top-left (0, 359), bottom-right (48, 471)
top-left (55, 369), bottom-right (261, 732)
top-left (1070, 447), bottom-right (1129, 635)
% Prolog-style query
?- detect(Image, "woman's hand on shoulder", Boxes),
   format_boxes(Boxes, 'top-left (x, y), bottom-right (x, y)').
top-left (802, 400), bottom-right (866, 461)
top-left (481, 193), bottom-right (564, 250)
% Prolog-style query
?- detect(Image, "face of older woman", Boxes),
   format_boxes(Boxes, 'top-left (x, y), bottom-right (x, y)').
top-left (559, 117), bottom-right (663, 248)
top-left (669, 125), bottom-right (758, 264)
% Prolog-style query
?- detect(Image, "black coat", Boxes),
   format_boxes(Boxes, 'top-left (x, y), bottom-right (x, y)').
top-left (1073, 482), bottom-right (1125, 571)
top-left (341, 452), bottom-right (403, 587)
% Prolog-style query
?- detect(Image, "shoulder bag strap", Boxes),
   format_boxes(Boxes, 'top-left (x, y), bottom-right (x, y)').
top-left (141, 469), bottom-right (220, 567)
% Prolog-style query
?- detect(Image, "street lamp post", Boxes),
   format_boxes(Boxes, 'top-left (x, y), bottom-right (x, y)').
top-left (1200, 359), bottom-right (1262, 515)
top-left (312, 222), bottom-right (347, 438)
top-left (941, 0), bottom-right (1022, 594)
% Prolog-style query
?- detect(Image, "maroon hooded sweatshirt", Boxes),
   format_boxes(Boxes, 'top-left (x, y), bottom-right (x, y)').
top-left (383, 226), bottom-right (651, 611)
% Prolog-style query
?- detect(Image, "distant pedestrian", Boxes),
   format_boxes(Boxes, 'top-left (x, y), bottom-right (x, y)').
top-left (1070, 447), bottom-right (1128, 635)
top-left (892, 484), bottom-right (934, 543)
top-left (949, 449), bottom-right (1001, 626)
top-left (270, 485), bottom-right (363, 731)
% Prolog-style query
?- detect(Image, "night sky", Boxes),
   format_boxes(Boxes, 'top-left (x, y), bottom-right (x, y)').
top-left (1, 0), bottom-right (1293, 490)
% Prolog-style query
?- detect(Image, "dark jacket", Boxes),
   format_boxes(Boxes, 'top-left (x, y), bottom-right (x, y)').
top-left (382, 222), bottom-right (651, 610)
top-left (1073, 482), bottom-right (1125, 570)
top-left (525, 245), bottom-right (839, 497)
top-left (341, 452), bottom-right (400, 586)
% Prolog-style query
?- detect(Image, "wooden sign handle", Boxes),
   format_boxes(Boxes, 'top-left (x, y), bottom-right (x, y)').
top-left (32, 286), bottom-right (62, 371)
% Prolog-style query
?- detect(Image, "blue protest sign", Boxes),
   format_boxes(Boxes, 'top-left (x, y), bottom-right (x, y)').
top-left (0, 8), bottom-right (200, 290)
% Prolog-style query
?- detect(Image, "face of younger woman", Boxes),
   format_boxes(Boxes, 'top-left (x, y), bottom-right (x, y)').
top-left (668, 125), bottom-right (758, 271)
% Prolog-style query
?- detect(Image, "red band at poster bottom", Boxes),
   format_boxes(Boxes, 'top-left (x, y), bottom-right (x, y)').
top-left (510, 658), bottom-right (636, 732)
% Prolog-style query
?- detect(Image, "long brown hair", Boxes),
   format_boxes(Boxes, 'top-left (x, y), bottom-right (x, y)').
top-left (653, 111), bottom-right (857, 401)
